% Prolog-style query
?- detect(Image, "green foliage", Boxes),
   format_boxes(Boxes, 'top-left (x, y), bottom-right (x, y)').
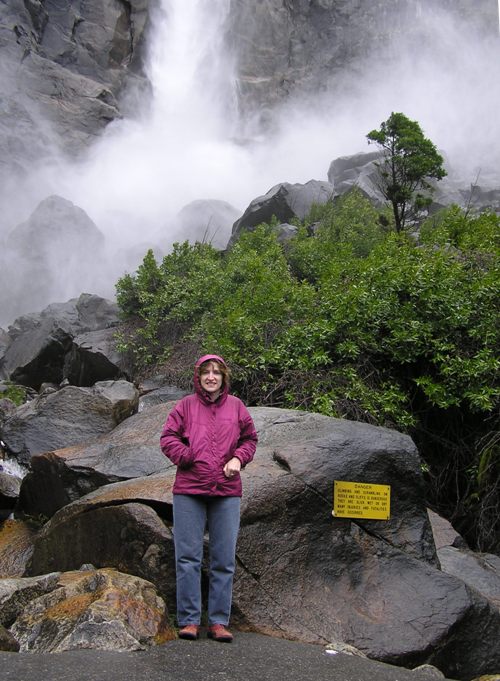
top-left (420, 205), bottom-right (500, 252)
top-left (1, 382), bottom-right (28, 406)
top-left (115, 242), bottom-right (222, 368)
top-left (287, 188), bottom-right (390, 282)
top-left (115, 197), bottom-right (499, 552)
top-left (367, 112), bottom-right (447, 233)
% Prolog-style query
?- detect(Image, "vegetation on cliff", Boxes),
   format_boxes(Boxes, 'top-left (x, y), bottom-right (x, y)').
top-left (116, 189), bottom-right (499, 554)
top-left (367, 112), bottom-right (447, 233)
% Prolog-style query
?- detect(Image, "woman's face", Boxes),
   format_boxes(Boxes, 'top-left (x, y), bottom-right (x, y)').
top-left (199, 361), bottom-right (223, 397)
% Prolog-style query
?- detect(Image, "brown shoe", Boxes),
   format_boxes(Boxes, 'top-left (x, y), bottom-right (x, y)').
top-left (207, 624), bottom-right (233, 642)
top-left (178, 624), bottom-right (199, 640)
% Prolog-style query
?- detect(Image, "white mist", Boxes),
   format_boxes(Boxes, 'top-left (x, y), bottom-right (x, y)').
top-left (0, 0), bottom-right (499, 326)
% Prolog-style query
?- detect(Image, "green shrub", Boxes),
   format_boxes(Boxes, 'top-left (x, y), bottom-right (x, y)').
top-left (115, 200), bottom-right (499, 552)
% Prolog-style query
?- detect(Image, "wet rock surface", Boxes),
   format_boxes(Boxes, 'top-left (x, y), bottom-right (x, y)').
top-left (10, 568), bottom-right (175, 653)
top-left (2, 402), bottom-right (498, 677)
top-left (2, 380), bottom-right (138, 466)
top-left (0, 632), bottom-right (460, 681)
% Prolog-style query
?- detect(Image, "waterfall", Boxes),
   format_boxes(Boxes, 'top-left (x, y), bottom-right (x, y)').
top-left (1, 0), bottom-right (499, 328)
top-left (147, 0), bottom-right (238, 138)
top-left (49, 0), bottom-right (253, 263)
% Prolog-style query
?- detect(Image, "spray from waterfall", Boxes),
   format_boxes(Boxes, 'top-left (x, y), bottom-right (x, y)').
top-left (0, 0), bottom-right (499, 328)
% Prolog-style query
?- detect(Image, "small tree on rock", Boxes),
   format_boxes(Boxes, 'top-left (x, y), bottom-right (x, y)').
top-left (367, 112), bottom-right (447, 233)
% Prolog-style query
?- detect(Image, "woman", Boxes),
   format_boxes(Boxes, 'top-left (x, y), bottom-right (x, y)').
top-left (160, 354), bottom-right (258, 642)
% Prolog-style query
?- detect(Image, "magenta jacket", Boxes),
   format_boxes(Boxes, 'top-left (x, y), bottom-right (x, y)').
top-left (160, 354), bottom-right (258, 496)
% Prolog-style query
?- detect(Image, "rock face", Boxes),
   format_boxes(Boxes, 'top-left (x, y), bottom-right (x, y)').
top-left (227, 0), bottom-right (498, 124)
top-left (0, 0), bottom-right (150, 171)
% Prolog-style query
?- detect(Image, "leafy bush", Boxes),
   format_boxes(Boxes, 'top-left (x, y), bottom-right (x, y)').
top-left (115, 196), bottom-right (499, 552)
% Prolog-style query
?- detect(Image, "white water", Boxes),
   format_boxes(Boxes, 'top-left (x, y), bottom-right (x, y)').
top-left (0, 456), bottom-right (27, 480)
top-left (52, 0), bottom-right (251, 248)
top-left (0, 0), bottom-right (499, 325)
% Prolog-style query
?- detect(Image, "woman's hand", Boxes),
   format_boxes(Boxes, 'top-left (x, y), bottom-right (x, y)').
top-left (223, 457), bottom-right (241, 479)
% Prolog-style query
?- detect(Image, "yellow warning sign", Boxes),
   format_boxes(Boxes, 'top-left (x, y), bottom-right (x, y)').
top-left (332, 481), bottom-right (391, 520)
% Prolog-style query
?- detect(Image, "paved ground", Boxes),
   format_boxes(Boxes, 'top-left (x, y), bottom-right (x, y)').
top-left (0, 632), bottom-right (456, 681)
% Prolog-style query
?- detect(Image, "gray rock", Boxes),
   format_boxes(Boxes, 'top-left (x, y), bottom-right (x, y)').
top-left (327, 151), bottom-right (384, 205)
top-left (412, 665), bottom-right (446, 680)
top-left (10, 568), bottom-right (174, 653)
top-left (1, 294), bottom-right (121, 388)
top-left (0, 472), bottom-right (21, 508)
top-left (3, 196), bottom-right (106, 326)
top-left (0, 396), bottom-right (17, 427)
top-left (1, 318), bottom-right (74, 388)
top-left (175, 199), bottom-right (241, 250)
top-left (138, 386), bottom-right (188, 412)
top-left (327, 152), bottom-right (500, 218)
top-left (18, 403), bottom-right (172, 517)
top-left (232, 409), bottom-right (500, 679)
top-left (0, 622), bottom-right (19, 652)
top-left (0, 572), bottom-right (60, 627)
top-left (16, 404), bottom-right (500, 676)
top-left (0, 0), bottom-right (150, 174)
top-left (230, 180), bottom-right (334, 245)
top-left (427, 509), bottom-right (468, 551)
top-left (2, 380), bottom-right (138, 466)
top-left (63, 328), bottom-right (129, 386)
top-left (273, 222), bottom-right (299, 243)
top-left (28, 503), bottom-right (176, 607)
top-left (438, 546), bottom-right (500, 610)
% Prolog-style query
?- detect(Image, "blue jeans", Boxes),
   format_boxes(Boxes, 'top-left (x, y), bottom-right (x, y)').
top-left (173, 494), bottom-right (241, 627)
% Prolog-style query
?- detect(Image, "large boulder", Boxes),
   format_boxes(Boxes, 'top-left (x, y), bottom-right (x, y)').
top-left (0, 294), bottom-right (124, 387)
top-left (63, 329), bottom-right (127, 387)
top-left (438, 546), bottom-right (500, 611)
top-left (2, 197), bottom-right (106, 327)
top-left (231, 408), bottom-right (500, 679)
top-left (230, 180), bottom-right (334, 245)
top-left (174, 199), bottom-right (241, 250)
top-left (327, 151), bottom-right (384, 204)
top-left (10, 568), bottom-right (174, 653)
top-left (18, 402), bottom-right (172, 517)
top-left (11, 404), bottom-right (500, 676)
top-left (327, 152), bottom-right (500, 217)
top-left (2, 380), bottom-right (139, 466)
top-left (28, 501), bottom-right (176, 605)
top-left (0, 572), bottom-right (61, 627)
